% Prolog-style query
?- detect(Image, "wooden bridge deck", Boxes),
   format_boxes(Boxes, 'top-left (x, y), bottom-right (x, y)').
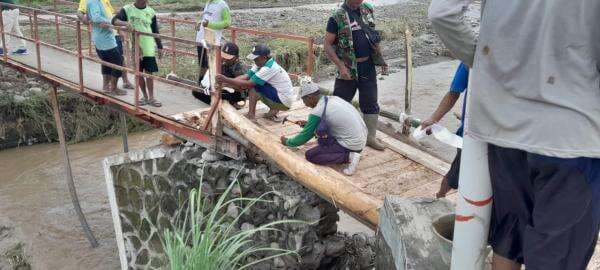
top-left (7, 40), bottom-right (209, 116)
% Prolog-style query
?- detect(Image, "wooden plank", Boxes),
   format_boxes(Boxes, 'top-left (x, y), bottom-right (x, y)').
top-left (379, 132), bottom-right (450, 176)
top-left (353, 158), bottom-right (415, 185)
top-left (351, 149), bottom-right (400, 171)
top-left (363, 163), bottom-right (442, 194)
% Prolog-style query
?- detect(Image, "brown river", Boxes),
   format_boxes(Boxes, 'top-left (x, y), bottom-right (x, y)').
top-left (0, 130), bottom-right (162, 270)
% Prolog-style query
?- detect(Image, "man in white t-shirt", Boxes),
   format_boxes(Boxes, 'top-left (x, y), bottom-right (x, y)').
top-left (216, 44), bottom-right (294, 120)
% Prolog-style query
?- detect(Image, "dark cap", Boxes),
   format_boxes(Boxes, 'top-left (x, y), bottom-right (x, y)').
top-left (221, 42), bottom-right (239, 60)
top-left (247, 44), bottom-right (271, 60)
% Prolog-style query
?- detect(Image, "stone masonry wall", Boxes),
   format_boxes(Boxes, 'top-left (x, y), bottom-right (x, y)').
top-left (105, 143), bottom-right (353, 270)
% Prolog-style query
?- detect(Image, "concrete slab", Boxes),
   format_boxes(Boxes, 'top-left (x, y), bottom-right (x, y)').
top-left (375, 196), bottom-right (454, 270)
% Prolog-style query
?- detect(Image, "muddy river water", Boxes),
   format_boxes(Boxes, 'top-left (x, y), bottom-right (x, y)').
top-left (0, 130), bottom-right (163, 269)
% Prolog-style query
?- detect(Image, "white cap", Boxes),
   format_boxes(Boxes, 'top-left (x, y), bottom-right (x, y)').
top-left (297, 76), bottom-right (320, 100)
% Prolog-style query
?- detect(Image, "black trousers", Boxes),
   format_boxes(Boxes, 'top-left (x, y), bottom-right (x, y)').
top-left (488, 144), bottom-right (600, 269)
top-left (333, 60), bottom-right (379, 114)
top-left (192, 90), bottom-right (245, 106)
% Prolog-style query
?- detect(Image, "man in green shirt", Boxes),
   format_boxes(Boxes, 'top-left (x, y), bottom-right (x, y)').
top-left (280, 80), bottom-right (366, 175)
top-left (113, 0), bottom-right (164, 107)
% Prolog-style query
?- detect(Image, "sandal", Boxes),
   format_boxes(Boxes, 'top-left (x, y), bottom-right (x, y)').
top-left (113, 89), bottom-right (127, 96)
top-left (148, 98), bottom-right (162, 107)
top-left (264, 114), bottom-right (283, 123)
top-left (138, 98), bottom-right (149, 106)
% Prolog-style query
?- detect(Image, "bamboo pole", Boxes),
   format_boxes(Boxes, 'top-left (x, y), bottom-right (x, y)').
top-left (219, 102), bottom-right (381, 229)
top-left (202, 28), bottom-right (222, 133)
top-left (49, 85), bottom-right (99, 248)
top-left (404, 27), bottom-right (414, 116)
top-left (120, 113), bottom-right (129, 153)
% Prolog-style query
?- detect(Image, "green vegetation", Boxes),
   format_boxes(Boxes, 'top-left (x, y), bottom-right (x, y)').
top-left (2, 243), bottom-right (30, 270)
top-left (162, 167), bottom-right (301, 270)
top-left (0, 90), bottom-right (149, 148)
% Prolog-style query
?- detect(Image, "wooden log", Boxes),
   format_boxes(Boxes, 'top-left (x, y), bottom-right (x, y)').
top-left (219, 102), bottom-right (382, 229)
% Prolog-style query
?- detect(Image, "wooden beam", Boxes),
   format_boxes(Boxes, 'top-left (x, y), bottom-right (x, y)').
top-left (202, 29), bottom-right (223, 133)
top-left (219, 102), bottom-right (382, 229)
top-left (378, 132), bottom-right (450, 176)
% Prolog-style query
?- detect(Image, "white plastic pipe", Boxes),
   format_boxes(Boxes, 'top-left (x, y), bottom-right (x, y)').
top-left (450, 135), bottom-right (493, 270)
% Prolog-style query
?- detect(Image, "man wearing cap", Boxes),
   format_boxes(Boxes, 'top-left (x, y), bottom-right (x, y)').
top-left (280, 80), bottom-right (366, 176)
top-left (216, 44), bottom-right (294, 120)
top-left (193, 42), bottom-right (246, 107)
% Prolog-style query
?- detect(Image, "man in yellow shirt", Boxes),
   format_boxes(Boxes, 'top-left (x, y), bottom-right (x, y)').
top-left (77, 0), bottom-right (134, 91)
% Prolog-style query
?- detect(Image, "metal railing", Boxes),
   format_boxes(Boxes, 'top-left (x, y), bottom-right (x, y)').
top-left (54, 0), bottom-right (316, 79)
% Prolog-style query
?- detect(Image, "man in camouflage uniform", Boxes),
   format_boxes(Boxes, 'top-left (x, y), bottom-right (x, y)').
top-left (324, 0), bottom-right (388, 150)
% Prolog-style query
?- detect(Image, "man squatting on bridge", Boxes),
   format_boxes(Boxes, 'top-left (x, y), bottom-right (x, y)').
top-left (77, 0), bottom-right (135, 91)
top-left (324, 0), bottom-right (388, 151)
top-left (113, 0), bottom-right (164, 107)
top-left (195, 0), bottom-right (231, 86)
top-left (86, 0), bottom-right (127, 96)
top-left (0, 0), bottom-right (28, 56)
top-left (421, 63), bottom-right (469, 198)
top-left (429, 0), bottom-right (600, 269)
top-left (280, 81), bottom-right (367, 176)
top-left (192, 42), bottom-right (247, 108)
top-left (216, 44), bottom-right (295, 121)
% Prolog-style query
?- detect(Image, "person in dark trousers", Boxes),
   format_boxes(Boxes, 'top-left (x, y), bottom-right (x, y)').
top-left (77, 0), bottom-right (134, 91)
top-left (86, 0), bottom-right (126, 96)
top-left (192, 42), bottom-right (246, 107)
top-left (420, 63), bottom-right (469, 198)
top-left (430, 0), bottom-right (600, 269)
top-left (113, 0), bottom-right (164, 107)
top-left (324, 0), bottom-right (388, 151)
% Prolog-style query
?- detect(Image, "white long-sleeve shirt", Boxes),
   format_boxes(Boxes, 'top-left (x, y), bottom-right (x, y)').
top-left (429, 0), bottom-right (600, 158)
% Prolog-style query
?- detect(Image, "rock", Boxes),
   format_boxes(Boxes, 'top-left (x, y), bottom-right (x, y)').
top-left (27, 87), bottom-right (43, 95)
top-left (13, 95), bottom-right (26, 103)
top-left (226, 203), bottom-right (239, 218)
top-left (325, 237), bottom-right (346, 257)
top-left (240, 222), bottom-right (255, 231)
top-left (294, 204), bottom-right (320, 223)
top-left (201, 149), bottom-right (222, 161)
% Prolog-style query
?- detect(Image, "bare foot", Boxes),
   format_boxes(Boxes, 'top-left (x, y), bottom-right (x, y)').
top-left (436, 177), bottom-right (452, 198)
top-left (245, 113), bottom-right (256, 121)
top-left (123, 82), bottom-right (134, 89)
